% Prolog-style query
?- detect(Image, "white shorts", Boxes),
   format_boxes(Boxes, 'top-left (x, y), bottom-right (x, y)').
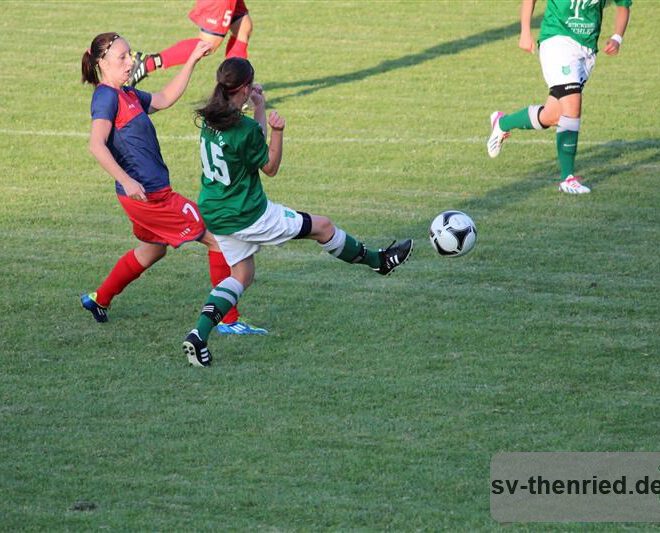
top-left (539, 35), bottom-right (596, 89)
top-left (213, 200), bottom-right (304, 266)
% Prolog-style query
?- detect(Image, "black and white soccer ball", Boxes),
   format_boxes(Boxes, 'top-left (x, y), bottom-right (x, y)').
top-left (429, 210), bottom-right (477, 257)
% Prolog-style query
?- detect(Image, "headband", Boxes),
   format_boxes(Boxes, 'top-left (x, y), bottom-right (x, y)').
top-left (224, 80), bottom-right (253, 94)
top-left (99, 34), bottom-right (120, 59)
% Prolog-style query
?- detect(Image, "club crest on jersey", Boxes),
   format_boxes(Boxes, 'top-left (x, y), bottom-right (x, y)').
top-left (562, 65), bottom-right (571, 75)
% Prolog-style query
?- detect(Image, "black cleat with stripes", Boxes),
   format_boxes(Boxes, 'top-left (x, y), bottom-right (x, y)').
top-left (182, 329), bottom-right (213, 367)
top-left (374, 239), bottom-right (413, 276)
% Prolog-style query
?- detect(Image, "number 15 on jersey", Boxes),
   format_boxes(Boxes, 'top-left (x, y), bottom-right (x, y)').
top-left (200, 138), bottom-right (231, 185)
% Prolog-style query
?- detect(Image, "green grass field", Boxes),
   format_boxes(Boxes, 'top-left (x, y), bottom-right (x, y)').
top-left (1, 1), bottom-right (658, 530)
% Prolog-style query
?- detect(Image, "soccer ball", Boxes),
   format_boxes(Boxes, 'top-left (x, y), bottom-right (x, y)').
top-left (429, 210), bottom-right (477, 257)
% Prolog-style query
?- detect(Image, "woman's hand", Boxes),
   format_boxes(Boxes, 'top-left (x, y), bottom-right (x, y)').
top-left (518, 32), bottom-right (536, 53)
top-left (603, 37), bottom-right (621, 56)
top-left (123, 177), bottom-right (147, 202)
top-left (249, 83), bottom-right (265, 109)
top-left (268, 110), bottom-right (285, 131)
top-left (190, 40), bottom-right (213, 62)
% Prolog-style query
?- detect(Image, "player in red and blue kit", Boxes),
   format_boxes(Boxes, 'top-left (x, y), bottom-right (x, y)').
top-left (80, 32), bottom-right (266, 335)
top-left (129, 0), bottom-right (253, 86)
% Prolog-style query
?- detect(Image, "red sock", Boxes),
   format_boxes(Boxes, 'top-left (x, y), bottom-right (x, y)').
top-left (208, 250), bottom-right (239, 323)
top-left (159, 38), bottom-right (202, 69)
top-left (225, 37), bottom-right (248, 59)
top-left (96, 250), bottom-right (147, 307)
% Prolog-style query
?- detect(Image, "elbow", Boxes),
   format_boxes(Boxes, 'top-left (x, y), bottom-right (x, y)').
top-left (89, 139), bottom-right (107, 161)
top-left (150, 93), bottom-right (172, 111)
top-left (261, 154), bottom-right (282, 177)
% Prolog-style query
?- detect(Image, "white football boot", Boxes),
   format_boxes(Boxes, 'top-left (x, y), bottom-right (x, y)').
top-left (559, 175), bottom-right (591, 194)
top-left (487, 111), bottom-right (510, 158)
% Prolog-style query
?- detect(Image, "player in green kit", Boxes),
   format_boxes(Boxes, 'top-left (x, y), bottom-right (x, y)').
top-left (487, 0), bottom-right (632, 194)
top-left (182, 58), bottom-right (413, 367)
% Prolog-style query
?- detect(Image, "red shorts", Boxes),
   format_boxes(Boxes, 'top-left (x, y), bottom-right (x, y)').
top-left (188, 0), bottom-right (249, 36)
top-left (117, 187), bottom-right (206, 248)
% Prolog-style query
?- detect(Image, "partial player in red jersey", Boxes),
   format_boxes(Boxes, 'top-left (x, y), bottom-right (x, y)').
top-left (80, 32), bottom-right (266, 335)
top-left (128, 0), bottom-right (253, 87)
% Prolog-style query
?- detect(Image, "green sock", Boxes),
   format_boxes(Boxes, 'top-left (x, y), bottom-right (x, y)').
top-left (196, 278), bottom-right (243, 341)
top-left (339, 234), bottom-right (381, 268)
top-left (321, 229), bottom-right (381, 269)
top-left (556, 129), bottom-right (579, 179)
top-left (499, 106), bottom-right (534, 132)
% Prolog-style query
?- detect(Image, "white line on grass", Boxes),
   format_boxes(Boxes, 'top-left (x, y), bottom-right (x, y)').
top-left (0, 128), bottom-right (656, 148)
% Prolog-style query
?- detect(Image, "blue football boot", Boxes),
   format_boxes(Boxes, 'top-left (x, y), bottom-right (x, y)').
top-left (216, 320), bottom-right (268, 336)
top-left (80, 292), bottom-right (108, 323)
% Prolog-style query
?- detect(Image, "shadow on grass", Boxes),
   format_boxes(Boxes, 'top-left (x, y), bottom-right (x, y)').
top-left (455, 138), bottom-right (660, 215)
top-left (264, 16), bottom-right (542, 107)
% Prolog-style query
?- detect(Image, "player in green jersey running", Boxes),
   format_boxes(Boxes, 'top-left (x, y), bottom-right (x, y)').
top-left (487, 0), bottom-right (632, 194)
top-left (182, 58), bottom-right (414, 367)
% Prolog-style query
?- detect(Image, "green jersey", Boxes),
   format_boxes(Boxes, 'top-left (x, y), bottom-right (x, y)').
top-left (539, 0), bottom-right (632, 52)
top-left (197, 116), bottom-right (270, 235)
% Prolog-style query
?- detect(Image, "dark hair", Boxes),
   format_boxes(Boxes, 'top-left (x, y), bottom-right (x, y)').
top-left (195, 58), bottom-right (255, 131)
top-left (81, 32), bottom-right (121, 85)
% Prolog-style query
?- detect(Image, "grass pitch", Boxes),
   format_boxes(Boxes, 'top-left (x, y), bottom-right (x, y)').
top-left (0, 1), bottom-right (658, 530)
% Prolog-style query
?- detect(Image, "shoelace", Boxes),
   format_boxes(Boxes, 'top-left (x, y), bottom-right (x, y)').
top-left (384, 241), bottom-right (400, 266)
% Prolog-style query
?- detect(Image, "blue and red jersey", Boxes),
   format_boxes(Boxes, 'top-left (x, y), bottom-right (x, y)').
top-left (91, 85), bottom-right (170, 196)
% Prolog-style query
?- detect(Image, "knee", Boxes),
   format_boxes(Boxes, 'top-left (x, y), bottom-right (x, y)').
top-left (135, 245), bottom-right (167, 268)
top-left (152, 247), bottom-right (167, 263)
top-left (199, 33), bottom-right (223, 53)
top-left (315, 216), bottom-right (335, 242)
top-left (319, 216), bottom-right (333, 234)
top-left (200, 231), bottom-right (220, 251)
top-left (539, 107), bottom-right (561, 127)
